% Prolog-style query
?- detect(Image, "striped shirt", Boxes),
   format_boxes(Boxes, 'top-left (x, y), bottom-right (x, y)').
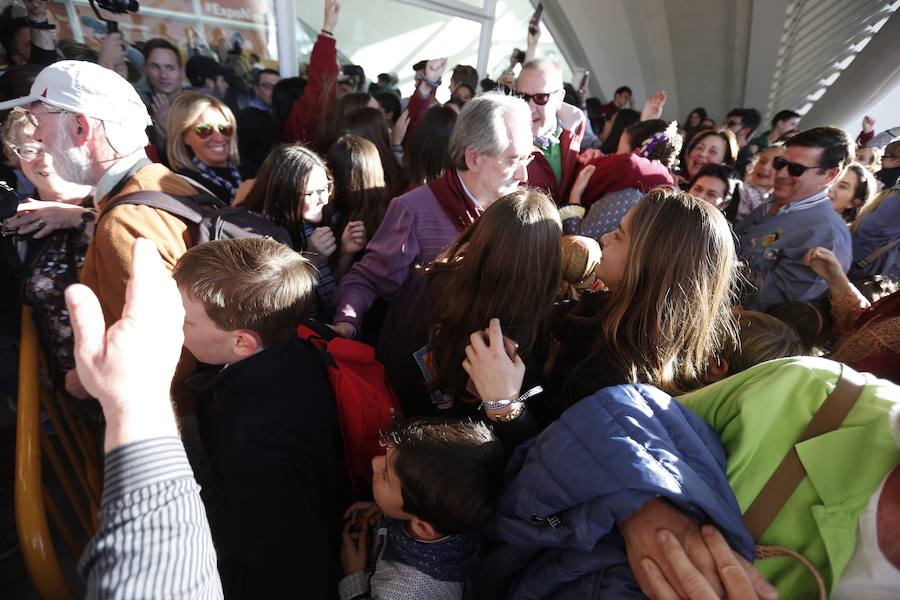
top-left (78, 437), bottom-right (223, 599)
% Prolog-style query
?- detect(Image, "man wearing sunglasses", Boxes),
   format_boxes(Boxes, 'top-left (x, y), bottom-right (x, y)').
top-left (516, 58), bottom-right (585, 206)
top-left (735, 127), bottom-right (854, 310)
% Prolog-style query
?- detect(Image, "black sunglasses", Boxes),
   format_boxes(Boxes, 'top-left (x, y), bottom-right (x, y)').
top-left (772, 156), bottom-right (822, 177)
top-left (514, 89), bottom-right (560, 106)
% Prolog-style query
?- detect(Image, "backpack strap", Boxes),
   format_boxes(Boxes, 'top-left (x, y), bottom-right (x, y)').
top-left (742, 365), bottom-right (866, 540)
top-left (854, 237), bottom-right (900, 270)
top-left (98, 191), bottom-right (206, 226)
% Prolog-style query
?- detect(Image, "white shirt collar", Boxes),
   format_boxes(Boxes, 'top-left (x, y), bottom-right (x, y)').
top-left (456, 170), bottom-right (483, 209)
top-left (94, 150), bottom-right (150, 203)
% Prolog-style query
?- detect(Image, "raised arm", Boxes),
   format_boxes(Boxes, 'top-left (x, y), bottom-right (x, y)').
top-left (72, 238), bottom-right (222, 598)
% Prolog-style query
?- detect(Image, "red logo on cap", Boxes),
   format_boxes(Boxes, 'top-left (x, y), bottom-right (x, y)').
top-left (40, 88), bottom-right (47, 97)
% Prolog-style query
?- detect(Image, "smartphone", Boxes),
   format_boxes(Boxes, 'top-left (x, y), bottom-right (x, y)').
top-left (579, 69), bottom-right (590, 92)
top-left (528, 3), bottom-right (544, 35)
top-left (465, 331), bottom-right (518, 400)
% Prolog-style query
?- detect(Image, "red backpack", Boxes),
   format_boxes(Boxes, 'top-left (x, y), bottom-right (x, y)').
top-left (297, 323), bottom-right (404, 496)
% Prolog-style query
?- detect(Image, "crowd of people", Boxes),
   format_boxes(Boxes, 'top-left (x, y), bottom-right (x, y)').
top-left (0, 0), bottom-right (898, 599)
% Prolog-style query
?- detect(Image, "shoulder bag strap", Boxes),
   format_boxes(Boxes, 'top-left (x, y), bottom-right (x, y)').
top-left (742, 365), bottom-right (866, 540)
top-left (854, 237), bottom-right (900, 270)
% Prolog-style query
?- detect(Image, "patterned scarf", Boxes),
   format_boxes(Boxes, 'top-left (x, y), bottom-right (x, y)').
top-left (302, 222), bottom-right (337, 321)
top-left (381, 517), bottom-right (481, 582)
top-left (191, 156), bottom-right (242, 200)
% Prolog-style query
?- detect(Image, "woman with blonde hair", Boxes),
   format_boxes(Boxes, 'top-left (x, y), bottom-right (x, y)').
top-left (166, 91), bottom-right (243, 203)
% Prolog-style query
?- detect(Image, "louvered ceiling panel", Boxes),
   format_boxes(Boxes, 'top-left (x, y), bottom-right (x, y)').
top-left (766, 0), bottom-right (898, 122)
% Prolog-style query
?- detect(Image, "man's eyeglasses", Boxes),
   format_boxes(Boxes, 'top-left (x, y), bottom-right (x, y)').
top-left (193, 123), bottom-right (234, 139)
top-left (514, 89), bottom-right (560, 106)
top-left (6, 143), bottom-right (44, 162)
top-left (497, 153), bottom-right (534, 171)
top-left (772, 156), bottom-right (822, 177)
top-left (303, 180), bottom-right (334, 198)
top-left (24, 108), bottom-right (69, 128)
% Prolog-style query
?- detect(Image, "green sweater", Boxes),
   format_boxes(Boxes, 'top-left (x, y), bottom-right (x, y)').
top-left (680, 357), bottom-right (900, 598)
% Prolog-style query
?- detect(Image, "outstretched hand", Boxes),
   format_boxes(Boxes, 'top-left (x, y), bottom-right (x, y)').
top-left (66, 238), bottom-right (184, 451)
top-left (641, 90), bottom-right (667, 121)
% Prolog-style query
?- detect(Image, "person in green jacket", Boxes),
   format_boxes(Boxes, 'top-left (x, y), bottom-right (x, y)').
top-left (679, 356), bottom-right (900, 598)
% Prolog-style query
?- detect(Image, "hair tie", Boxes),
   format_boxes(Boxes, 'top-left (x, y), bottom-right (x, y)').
top-left (639, 121), bottom-right (679, 158)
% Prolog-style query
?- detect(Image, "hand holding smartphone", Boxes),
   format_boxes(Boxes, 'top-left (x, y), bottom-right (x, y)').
top-left (528, 3), bottom-right (544, 36)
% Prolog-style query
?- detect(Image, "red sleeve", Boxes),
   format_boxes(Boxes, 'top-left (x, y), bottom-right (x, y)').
top-left (283, 34), bottom-right (337, 145)
top-left (580, 154), bottom-right (673, 207)
top-left (856, 129), bottom-right (874, 147)
top-left (405, 83), bottom-right (437, 142)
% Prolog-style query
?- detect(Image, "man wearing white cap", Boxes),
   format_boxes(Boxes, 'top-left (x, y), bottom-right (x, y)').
top-left (0, 60), bottom-right (200, 390)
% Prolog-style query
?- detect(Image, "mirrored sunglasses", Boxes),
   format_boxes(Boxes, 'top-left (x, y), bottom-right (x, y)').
top-left (194, 123), bottom-right (234, 139)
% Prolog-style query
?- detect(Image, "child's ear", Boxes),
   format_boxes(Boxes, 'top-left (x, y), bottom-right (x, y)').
top-left (408, 517), bottom-right (441, 541)
top-left (704, 356), bottom-right (730, 383)
top-left (233, 330), bottom-right (262, 357)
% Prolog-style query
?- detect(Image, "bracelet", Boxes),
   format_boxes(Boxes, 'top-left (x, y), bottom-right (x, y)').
top-left (492, 402), bottom-right (526, 422)
top-left (481, 385), bottom-right (542, 411)
top-left (321, 28), bottom-right (333, 36)
top-left (424, 78), bottom-right (442, 88)
top-left (78, 209), bottom-right (96, 232)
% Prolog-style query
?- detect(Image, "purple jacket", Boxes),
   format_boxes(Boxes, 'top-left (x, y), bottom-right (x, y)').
top-left (334, 184), bottom-right (460, 330)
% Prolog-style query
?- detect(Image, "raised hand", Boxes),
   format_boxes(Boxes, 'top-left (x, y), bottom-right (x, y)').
top-left (425, 58), bottom-right (447, 83)
top-left (390, 110), bottom-right (411, 147)
top-left (324, 0), bottom-right (340, 32)
top-left (641, 90), bottom-right (667, 121)
top-left (65, 238), bottom-right (183, 450)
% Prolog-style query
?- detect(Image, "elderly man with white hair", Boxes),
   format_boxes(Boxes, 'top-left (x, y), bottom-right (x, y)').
top-left (331, 92), bottom-right (533, 340)
top-left (0, 60), bottom-right (204, 404)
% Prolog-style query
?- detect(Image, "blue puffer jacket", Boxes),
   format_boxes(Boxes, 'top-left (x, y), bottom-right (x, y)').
top-left (484, 384), bottom-right (755, 599)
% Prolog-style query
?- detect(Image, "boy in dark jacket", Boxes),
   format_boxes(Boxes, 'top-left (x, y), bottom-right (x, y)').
top-left (339, 418), bottom-right (505, 600)
top-left (174, 237), bottom-right (349, 599)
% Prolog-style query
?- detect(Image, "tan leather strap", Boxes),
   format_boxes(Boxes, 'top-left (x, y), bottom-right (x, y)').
top-left (743, 365), bottom-right (866, 540)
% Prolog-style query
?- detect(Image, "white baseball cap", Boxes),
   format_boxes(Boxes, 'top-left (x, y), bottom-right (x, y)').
top-left (0, 60), bottom-right (152, 127)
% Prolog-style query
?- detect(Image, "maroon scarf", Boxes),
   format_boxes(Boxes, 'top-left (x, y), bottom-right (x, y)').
top-left (428, 169), bottom-right (483, 233)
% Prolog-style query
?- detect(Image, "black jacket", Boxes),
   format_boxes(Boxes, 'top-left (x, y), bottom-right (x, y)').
top-left (189, 333), bottom-right (350, 599)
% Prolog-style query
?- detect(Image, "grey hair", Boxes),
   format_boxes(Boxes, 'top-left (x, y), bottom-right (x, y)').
top-left (448, 93), bottom-right (531, 171)
top-left (521, 58), bottom-right (563, 80)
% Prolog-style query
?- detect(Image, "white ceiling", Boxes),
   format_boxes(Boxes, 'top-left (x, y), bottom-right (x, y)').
top-left (543, 0), bottom-right (899, 131)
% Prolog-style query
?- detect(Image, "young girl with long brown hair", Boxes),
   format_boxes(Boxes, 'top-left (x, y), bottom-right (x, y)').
top-left (380, 188), bottom-right (562, 416)
top-left (464, 187), bottom-right (739, 424)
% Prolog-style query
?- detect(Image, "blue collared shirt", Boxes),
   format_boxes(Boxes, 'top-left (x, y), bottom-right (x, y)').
top-left (769, 189), bottom-right (830, 216)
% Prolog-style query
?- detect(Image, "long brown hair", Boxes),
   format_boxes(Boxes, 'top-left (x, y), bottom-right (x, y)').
top-left (587, 188), bottom-right (738, 395)
top-left (240, 144), bottom-right (330, 250)
top-left (343, 107), bottom-right (409, 198)
top-left (326, 133), bottom-right (389, 247)
top-left (426, 189), bottom-right (562, 403)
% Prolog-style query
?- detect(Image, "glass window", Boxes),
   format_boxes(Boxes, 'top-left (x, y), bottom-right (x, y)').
top-left (294, 0), bottom-right (483, 101)
top-left (488, 0), bottom-right (574, 85)
top-left (45, 0), bottom-right (278, 65)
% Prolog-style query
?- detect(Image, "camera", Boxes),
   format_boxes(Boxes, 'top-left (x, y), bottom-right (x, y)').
top-left (94, 0), bottom-right (139, 13)
top-left (89, 0), bottom-right (139, 34)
